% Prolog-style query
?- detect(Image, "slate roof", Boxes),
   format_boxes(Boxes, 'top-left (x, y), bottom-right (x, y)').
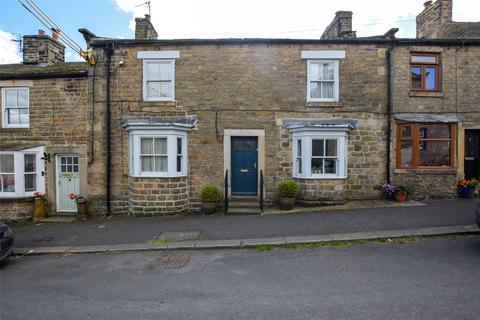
top-left (0, 62), bottom-right (88, 80)
top-left (438, 22), bottom-right (480, 39)
top-left (282, 118), bottom-right (358, 130)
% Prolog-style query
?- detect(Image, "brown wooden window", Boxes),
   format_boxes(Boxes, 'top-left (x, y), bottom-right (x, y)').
top-left (410, 53), bottom-right (440, 91)
top-left (397, 123), bottom-right (456, 169)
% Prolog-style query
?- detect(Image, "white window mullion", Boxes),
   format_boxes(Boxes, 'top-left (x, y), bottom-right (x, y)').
top-left (167, 135), bottom-right (176, 176)
top-left (14, 152), bottom-right (24, 197)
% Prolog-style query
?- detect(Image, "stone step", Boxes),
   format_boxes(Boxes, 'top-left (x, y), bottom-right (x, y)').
top-left (226, 207), bottom-right (261, 216)
top-left (230, 196), bottom-right (258, 202)
top-left (228, 201), bottom-right (259, 208)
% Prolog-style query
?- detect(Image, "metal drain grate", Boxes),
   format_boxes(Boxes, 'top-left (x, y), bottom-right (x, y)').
top-left (153, 254), bottom-right (191, 270)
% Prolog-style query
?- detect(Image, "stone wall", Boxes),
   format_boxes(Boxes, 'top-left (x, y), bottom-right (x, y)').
top-left (128, 177), bottom-right (189, 216)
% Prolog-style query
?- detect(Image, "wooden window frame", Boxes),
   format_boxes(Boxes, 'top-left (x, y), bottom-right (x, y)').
top-left (410, 53), bottom-right (441, 92)
top-left (396, 122), bottom-right (456, 169)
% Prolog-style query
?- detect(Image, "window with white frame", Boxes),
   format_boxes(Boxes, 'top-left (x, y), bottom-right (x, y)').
top-left (138, 51), bottom-right (180, 102)
top-left (292, 131), bottom-right (348, 179)
top-left (0, 146), bottom-right (45, 197)
top-left (2, 87), bottom-right (29, 128)
top-left (307, 60), bottom-right (339, 102)
top-left (128, 129), bottom-right (187, 177)
top-left (143, 60), bottom-right (175, 101)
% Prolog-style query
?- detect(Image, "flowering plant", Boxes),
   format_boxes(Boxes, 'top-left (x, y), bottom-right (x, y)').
top-left (395, 185), bottom-right (411, 195)
top-left (33, 191), bottom-right (47, 199)
top-left (381, 182), bottom-right (396, 198)
top-left (457, 179), bottom-right (479, 190)
top-left (68, 193), bottom-right (84, 202)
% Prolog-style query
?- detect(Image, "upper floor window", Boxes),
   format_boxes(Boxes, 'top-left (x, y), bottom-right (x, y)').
top-left (143, 60), bottom-right (175, 101)
top-left (138, 51), bottom-right (180, 102)
top-left (301, 50), bottom-right (344, 103)
top-left (397, 123), bottom-right (455, 169)
top-left (2, 87), bottom-right (29, 128)
top-left (410, 53), bottom-right (440, 92)
top-left (0, 146), bottom-right (45, 198)
top-left (307, 60), bottom-right (339, 102)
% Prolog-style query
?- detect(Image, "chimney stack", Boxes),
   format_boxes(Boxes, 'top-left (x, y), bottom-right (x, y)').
top-left (22, 30), bottom-right (65, 65)
top-left (135, 14), bottom-right (158, 40)
top-left (321, 11), bottom-right (357, 40)
top-left (416, 0), bottom-right (453, 38)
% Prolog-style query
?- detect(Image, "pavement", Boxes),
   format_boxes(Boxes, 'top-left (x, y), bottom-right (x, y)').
top-left (8, 198), bottom-right (480, 254)
top-left (3, 236), bottom-right (480, 319)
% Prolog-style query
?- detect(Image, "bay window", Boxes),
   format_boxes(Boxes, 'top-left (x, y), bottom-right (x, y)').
top-left (293, 130), bottom-right (348, 179)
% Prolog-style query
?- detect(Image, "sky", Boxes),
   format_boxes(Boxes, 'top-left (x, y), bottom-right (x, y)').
top-left (0, 0), bottom-right (479, 64)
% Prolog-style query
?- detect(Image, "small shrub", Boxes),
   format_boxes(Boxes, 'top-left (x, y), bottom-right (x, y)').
top-left (201, 185), bottom-right (222, 203)
top-left (395, 185), bottom-right (411, 195)
top-left (277, 179), bottom-right (300, 198)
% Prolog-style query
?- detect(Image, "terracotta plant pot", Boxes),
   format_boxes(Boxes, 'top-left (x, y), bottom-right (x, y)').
top-left (201, 202), bottom-right (217, 215)
top-left (458, 188), bottom-right (475, 199)
top-left (33, 197), bottom-right (47, 222)
top-left (76, 199), bottom-right (87, 219)
top-left (278, 197), bottom-right (296, 210)
top-left (394, 193), bottom-right (407, 202)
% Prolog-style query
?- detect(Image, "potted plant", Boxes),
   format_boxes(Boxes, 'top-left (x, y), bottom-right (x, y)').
top-left (381, 182), bottom-right (396, 200)
top-left (200, 185), bottom-right (221, 215)
top-left (33, 191), bottom-right (47, 222)
top-left (457, 179), bottom-right (479, 199)
top-left (394, 185), bottom-right (411, 202)
top-left (68, 193), bottom-right (87, 218)
top-left (277, 179), bottom-right (300, 210)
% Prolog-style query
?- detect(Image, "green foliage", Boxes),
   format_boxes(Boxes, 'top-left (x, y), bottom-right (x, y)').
top-left (255, 245), bottom-right (274, 251)
top-left (277, 179), bottom-right (300, 198)
top-left (201, 185), bottom-right (222, 203)
top-left (395, 185), bottom-right (412, 195)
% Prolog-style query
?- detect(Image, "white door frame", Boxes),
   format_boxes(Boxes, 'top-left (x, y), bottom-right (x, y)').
top-left (55, 154), bottom-right (80, 213)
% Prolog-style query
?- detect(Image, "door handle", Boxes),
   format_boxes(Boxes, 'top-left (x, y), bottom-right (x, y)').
top-left (253, 163), bottom-right (257, 169)
top-left (240, 169), bottom-right (248, 173)
top-left (465, 157), bottom-right (475, 160)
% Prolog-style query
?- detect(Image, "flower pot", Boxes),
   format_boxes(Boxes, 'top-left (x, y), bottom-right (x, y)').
top-left (33, 197), bottom-right (47, 222)
top-left (76, 198), bottom-right (87, 218)
top-left (201, 202), bottom-right (217, 215)
top-left (278, 197), bottom-right (296, 210)
top-left (394, 193), bottom-right (407, 202)
top-left (458, 188), bottom-right (475, 199)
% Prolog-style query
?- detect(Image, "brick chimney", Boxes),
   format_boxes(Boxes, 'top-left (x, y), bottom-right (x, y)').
top-left (321, 11), bottom-right (357, 39)
top-left (135, 14), bottom-right (158, 40)
top-left (416, 0), bottom-right (453, 38)
top-left (23, 29), bottom-right (65, 65)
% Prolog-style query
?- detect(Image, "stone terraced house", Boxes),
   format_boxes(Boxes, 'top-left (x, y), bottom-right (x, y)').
top-left (0, 0), bottom-right (479, 219)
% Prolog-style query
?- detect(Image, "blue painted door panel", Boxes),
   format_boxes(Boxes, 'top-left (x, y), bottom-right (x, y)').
top-left (231, 137), bottom-right (258, 195)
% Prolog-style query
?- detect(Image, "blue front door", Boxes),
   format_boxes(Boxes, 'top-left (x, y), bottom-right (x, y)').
top-left (231, 137), bottom-right (258, 195)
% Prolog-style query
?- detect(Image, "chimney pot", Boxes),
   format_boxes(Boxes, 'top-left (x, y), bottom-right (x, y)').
top-left (38, 29), bottom-right (45, 36)
top-left (51, 28), bottom-right (60, 41)
top-left (423, 1), bottom-right (433, 8)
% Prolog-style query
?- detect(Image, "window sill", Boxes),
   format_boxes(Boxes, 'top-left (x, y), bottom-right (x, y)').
top-left (306, 101), bottom-right (342, 108)
top-left (142, 100), bottom-right (178, 107)
top-left (409, 91), bottom-right (443, 98)
top-left (394, 168), bottom-right (457, 175)
top-left (0, 196), bottom-right (34, 202)
top-left (0, 128), bottom-right (31, 132)
top-left (293, 176), bottom-right (347, 180)
top-left (130, 174), bottom-right (187, 179)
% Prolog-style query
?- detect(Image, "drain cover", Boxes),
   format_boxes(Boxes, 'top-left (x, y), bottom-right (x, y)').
top-left (154, 254), bottom-right (191, 270)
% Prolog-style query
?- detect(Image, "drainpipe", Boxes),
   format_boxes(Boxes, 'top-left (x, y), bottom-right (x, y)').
top-left (386, 45), bottom-right (393, 183)
top-left (104, 46), bottom-right (113, 216)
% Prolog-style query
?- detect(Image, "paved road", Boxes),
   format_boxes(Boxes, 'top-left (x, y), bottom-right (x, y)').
top-left (11, 199), bottom-right (478, 247)
top-left (2, 236), bottom-right (480, 320)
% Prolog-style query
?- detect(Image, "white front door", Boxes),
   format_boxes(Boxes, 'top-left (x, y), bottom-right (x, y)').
top-left (56, 155), bottom-right (80, 213)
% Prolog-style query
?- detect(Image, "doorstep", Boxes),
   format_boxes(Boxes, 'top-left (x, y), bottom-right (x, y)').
top-left (262, 199), bottom-right (426, 215)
